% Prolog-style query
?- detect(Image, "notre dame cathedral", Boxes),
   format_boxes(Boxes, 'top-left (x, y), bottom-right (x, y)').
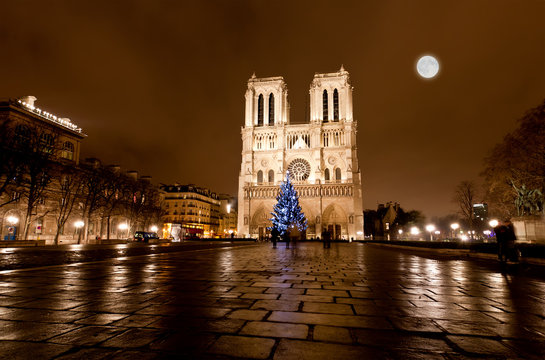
top-left (237, 67), bottom-right (364, 240)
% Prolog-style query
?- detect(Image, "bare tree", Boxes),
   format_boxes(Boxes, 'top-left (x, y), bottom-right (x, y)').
top-left (79, 160), bottom-right (106, 243)
top-left (0, 121), bottom-right (29, 208)
top-left (18, 126), bottom-right (59, 240)
top-left (51, 164), bottom-right (85, 245)
top-left (453, 180), bottom-right (478, 237)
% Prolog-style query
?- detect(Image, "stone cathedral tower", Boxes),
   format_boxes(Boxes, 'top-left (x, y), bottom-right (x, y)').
top-left (237, 67), bottom-right (364, 240)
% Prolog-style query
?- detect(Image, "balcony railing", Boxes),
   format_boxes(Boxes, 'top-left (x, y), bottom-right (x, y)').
top-left (243, 182), bottom-right (354, 199)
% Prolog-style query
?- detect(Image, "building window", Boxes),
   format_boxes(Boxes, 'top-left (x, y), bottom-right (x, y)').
top-left (40, 133), bottom-right (55, 154)
top-left (324, 168), bottom-right (330, 181)
top-left (257, 94), bottom-right (264, 126)
top-left (257, 170), bottom-right (263, 184)
top-left (268, 169), bottom-right (274, 183)
top-left (335, 168), bottom-right (342, 181)
top-left (268, 94), bottom-right (275, 125)
top-left (62, 141), bottom-right (74, 160)
top-left (323, 90), bottom-right (328, 121)
top-left (333, 89), bottom-right (339, 121)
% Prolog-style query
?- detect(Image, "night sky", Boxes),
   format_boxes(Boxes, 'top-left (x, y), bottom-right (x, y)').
top-left (1, 1), bottom-right (543, 218)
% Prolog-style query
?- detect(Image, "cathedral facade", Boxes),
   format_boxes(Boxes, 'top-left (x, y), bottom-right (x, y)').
top-left (237, 67), bottom-right (364, 240)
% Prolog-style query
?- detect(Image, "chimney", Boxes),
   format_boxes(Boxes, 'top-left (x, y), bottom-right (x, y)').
top-left (19, 96), bottom-right (37, 107)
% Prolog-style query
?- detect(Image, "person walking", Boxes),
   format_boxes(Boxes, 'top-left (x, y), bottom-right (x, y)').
top-left (494, 221), bottom-right (508, 263)
top-left (504, 219), bottom-right (519, 262)
top-left (271, 228), bottom-right (278, 249)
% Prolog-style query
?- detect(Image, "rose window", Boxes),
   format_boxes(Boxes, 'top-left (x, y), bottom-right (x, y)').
top-left (288, 158), bottom-right (311, 181)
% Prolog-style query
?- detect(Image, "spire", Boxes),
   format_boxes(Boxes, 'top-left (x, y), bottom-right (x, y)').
top-left (339, 64), bottom-right (345, 72)
top-left (251, 72), bottom-right (256, 79)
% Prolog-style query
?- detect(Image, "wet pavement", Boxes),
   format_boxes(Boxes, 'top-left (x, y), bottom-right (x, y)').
top-left (0, 242), bottom-right (254, 271)
top-left (0, 242), bottom-right (544, 359)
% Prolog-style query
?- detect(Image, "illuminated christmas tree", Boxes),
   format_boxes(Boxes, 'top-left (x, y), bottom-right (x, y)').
top-left (270, 171), bottom-right (307, 236)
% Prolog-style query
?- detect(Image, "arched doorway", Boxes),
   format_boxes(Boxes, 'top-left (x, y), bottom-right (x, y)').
top-left (322, 204), bottom-right (348, 240)
top-left (251, 206), bottom-right (272, 241)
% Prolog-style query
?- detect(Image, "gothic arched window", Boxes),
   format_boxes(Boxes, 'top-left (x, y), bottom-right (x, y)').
top-left (257, 94), bottom-right (264, 126)
top-left (268, 169), bottom-right (274, 183)
top-left (335, 168), bottom-right (342, 181)
top-left (268, 94), bottom-right (275, 125)
top-left (323, 90), bottom-right (328, 122)
top-left (324, 168), bottom-right (330, 182)
top-left (333, 88), bottom-right (339, 121)
top-left (257, 170), bottom-right (263, 184)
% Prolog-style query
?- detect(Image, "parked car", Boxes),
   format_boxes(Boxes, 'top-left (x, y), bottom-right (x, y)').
top-left (133, 231), bottom-right (159, 243)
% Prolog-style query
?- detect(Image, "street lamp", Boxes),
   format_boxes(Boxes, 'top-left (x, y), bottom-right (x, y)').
top-left (489, 219), bottom-right (499, 228)
top-left (410, 227), bottom-right (420, 237)
top-left (74, 221), bottom-right (84, 240)
top-left (6, 216), bottom-right (19, 225)
top-left (450, 223), bottom-right (459, 239)
top-left (118, 223), bottom-right (129, 239)
top-left (150, 225), bottom-right (158, 233)
top-left (425, 224), bottom-right (436, 241)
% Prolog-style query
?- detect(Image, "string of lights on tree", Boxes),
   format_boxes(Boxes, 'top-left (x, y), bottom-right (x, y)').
top-left (269, 171), bottom-right (307, 236)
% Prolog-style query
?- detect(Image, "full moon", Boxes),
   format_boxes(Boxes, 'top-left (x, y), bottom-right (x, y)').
top-left (416, 55), bottom-right (439, 78)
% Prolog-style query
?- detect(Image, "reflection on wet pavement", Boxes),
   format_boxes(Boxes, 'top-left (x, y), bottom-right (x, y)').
top-left (0, 242), bottom-right (543, 359)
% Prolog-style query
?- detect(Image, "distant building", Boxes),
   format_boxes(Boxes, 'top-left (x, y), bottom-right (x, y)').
top-left (473, 203), bottom-right (488, 222)
top-left (218, 194), bottom-right (237, 237)
top-left (0, 96), bottom-right (86, 243)
top-left (364, 202), bottom-right (400, 240)
top-left (160, 184), bottom-right (222, 239)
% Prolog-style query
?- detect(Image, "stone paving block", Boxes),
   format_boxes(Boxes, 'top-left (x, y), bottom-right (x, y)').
top-left (306, 289), bottom-right (349, 298)
top-left (434, 320), bottom-right (500, 337)
top-left (0, 309), bottom-right (88, 323)
top-left (241, 292), bottom-right (279, 300)
top-left (273, 338), bottom-right (387, 359)
top-left (336, 298), bottom-right (375, 306)
top-left (48, 326), bottom-right (126, 346)
top-left (313, 325), bottom-right (352, 344)
top-left (204, 318), bottom-right (246, 333)
top-left (279, 294), bottom-right (334, 303)
top-left (150, 330), bottom-right (216, 354)
top-left (252, 299), bottom-right (300, 311)
top-left (0, 341), bottom-right (71, 360)
top-left (13, 299), bottom-right (86, 311)
top-left (75, 313), bottom-right (128, 326)
top-left (269, 311), bottom-right (393, 330)
top-left (447, 335), bottom-right (518, 357)
top-left (55, 347), bottom-right (119, 359)
top-left (240, 321), bottom-right (308, 339)
top-left (252, 282), bottom-right (292, 288)
top-left (101, 328), bottom-right (165, 348)
top-left (388, 316), bottom-right (444, 333)
top-left (111, 314), bottom-right (161, 327)
top-left (354, 328), bottom-right (453, 352)
top-left (292, 283), bottom-right (323, 289)
top-left (228, 309), bottom-right (269, 320)
top-left (265, 288), bottom-right (305, 295)
top-left (0, 320), bottom-right (79, 341)
top-left (302, 302), bottom-right (353, 315)
top-left (230, 286), bottom-right (266, 293)
top-left (208, 335), bottom-right (275, 359)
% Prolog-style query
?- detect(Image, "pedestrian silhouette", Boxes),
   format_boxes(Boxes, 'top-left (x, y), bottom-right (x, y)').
top-left (271, 228), bottom-right (278, 249)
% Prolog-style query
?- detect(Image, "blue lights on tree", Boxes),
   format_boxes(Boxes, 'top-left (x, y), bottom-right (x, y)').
top-left (269, 171), bottom-right (307, 236)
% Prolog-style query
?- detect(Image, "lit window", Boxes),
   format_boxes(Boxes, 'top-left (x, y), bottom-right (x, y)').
top-left (62, 141), bottom-right (74, 160)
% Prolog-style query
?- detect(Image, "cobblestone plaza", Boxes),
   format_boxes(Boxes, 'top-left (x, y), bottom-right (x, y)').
top-left (0, 243), bottom-right (544, 359)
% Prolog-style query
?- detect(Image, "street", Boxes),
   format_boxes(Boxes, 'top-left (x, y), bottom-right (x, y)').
top-left (0, 242), bottom-right (544, 359)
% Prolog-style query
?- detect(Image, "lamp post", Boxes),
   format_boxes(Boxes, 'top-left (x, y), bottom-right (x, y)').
top-left (6, 216), bottom-right (19, 240)
top-left (450, 223), bottom-right (459, 240)
top-left (74, 220), bottom-right (84, 241)
top-left (425, 224), bottom-right (436, 241)
top-left (118, 223), bottom-right (129, 240)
